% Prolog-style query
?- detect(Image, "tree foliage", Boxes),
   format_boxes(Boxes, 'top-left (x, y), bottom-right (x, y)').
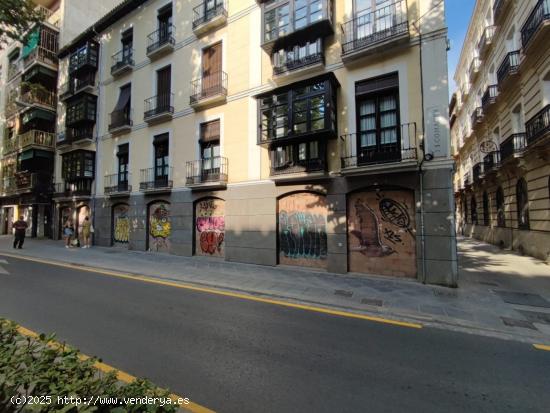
top-left (0, 0), bottom-right (44, 49)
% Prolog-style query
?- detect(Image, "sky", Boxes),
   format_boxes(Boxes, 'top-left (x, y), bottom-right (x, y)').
top-left (446, 0), bottom-right (476, 96)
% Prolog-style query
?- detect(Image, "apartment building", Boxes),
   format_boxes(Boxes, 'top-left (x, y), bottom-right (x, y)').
top-left (452, 0), bottom-right (550, 261)
top-left (54, 0), bottom-right (456, 285)
top-left (0, 0), bottom-right (119, 238)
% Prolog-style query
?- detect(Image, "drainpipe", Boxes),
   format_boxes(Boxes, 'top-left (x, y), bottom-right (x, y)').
top-left (92, 27), bottom-right (101, 244)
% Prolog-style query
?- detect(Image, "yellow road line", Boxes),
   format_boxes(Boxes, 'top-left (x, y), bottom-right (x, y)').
top-left (15, 325), bottom-right (214, 413)
top-left (533, 344), bottom-right (550, 352)
top-left (0, 252), bottom-right (422, 329)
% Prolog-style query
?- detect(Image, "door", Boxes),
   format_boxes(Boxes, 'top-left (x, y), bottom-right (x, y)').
top-left (202, 43), bottom-right (222, 97)
top-left (156, 66), bottom-right (171, 111)
top-left (117, 151), bottom-right (129, 191)
top-left (195, 198), bottom-right (225, 258)
top-left (154, 140), bottom-right (169, 187)
top-left (113, 204), bottom-right (130, 248)
top-left (356, 90), bottom-right (400, 164)
top-left (148, 201), bottom-right (171, 253)
top-left (158, 6), bottom-right (173, 44)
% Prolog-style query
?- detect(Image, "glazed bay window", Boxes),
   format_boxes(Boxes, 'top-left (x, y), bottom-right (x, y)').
top-left (273, 38), bottom-right (323, 75)
top-left (271, 140), bottom-right (326, 175)
top-left (258, 74), bottom-right (338, 145)
top-left (61, 150), bottom-right (95, 180)
top-left (66, 94), bottom-right (97, 127)
top-left (261, 0), bottom-right (333, 51)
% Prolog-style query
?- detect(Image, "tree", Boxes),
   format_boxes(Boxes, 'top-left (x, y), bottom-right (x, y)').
top-left (0, 0), bottom-right (44, 49)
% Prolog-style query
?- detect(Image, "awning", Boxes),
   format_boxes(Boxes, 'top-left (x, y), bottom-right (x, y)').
top-left (200, 120), bottom-right (220, 143)
top-left (117, 143), bottom-right (129, 156)
top-left (20, 150), bottom-right (35, 161)
top-left (19, 149), bottom-right (53, 161)
top-left (113, 85), bottom-right (131, 111)
top-left (22, 109), bottom-right (56, 124)
top-left (21, 28), bottom-right (39, 59)
top-left (153, 133), bottom-right (169, 145)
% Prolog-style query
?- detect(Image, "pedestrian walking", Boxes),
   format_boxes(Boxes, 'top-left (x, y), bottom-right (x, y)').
top-left (81, 216), bottom-right (93, 248)
top-left (13, 216), bottom-right (28, 249)
top-left (64, 219), bottom-right (74, 248)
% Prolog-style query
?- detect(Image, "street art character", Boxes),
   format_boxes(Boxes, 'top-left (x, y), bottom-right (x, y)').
top-left (149, 203), bottom-right (171, 252)
top-left (350, 198), bottom-right (394, 257)
top-left (195, 199), bottom-right (225, 257)
top-left (114, 209), bottom-right (130, 244)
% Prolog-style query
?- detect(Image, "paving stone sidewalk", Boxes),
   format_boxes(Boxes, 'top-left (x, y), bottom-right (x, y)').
top-left (1, 235), bottom-right (550, 343)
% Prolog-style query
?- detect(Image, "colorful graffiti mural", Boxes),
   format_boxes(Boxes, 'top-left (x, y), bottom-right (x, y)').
top-left (278, 192), bottom-right (328, 269)
top-left (195, 198), bottom-right (225, 257)
top-left (148, 202), bottom-right (171, 253)
top-left (348, 190), bottom-right (416, 277)
top-left (113, 204), bottom-right (130, 247)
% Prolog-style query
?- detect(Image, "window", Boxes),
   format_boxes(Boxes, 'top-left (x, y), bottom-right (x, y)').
top-left (272, 140), bottom-right (324, 170)
top-left (471, 196), bottom-right (478, 225)
top-left (66, 95), bottom-right (97, 125)
top-left (156, 65), bottom-right (171, 109)
top-left (511, 103), bottom-right (524, 133)
top-left (355, 73), bottom-right (400, 164)
top-left (259, 75), bottom-right (337, 143)
top-left (496, 187), bottom-right (505, 227)
top-left (200, 120), bottom-right (221, 171)
top-left (264, 3), bottom-right (290, 42)
top-left (61, 150), bottom-right (95, 180)
top-left (294, 0), bottom-right (323, 29)
top-left (483, 191), bottom-right (489, 226)
top-left (121, 29), bottom-right (133, 62)
top-left (113, 84), bottom-right (131, 124)
top-left (153, 134), bottom-right (169, 182)
top-left (516, 178), bottom-right (529, 229)
top-left (158, 4), bottom-right (173, 42)
top-left (117, 144), bottom-right (129, 188)
top-left (354, 0), bottom-right (402, 39)
top-left (273, 38), bottom-right (322, 73)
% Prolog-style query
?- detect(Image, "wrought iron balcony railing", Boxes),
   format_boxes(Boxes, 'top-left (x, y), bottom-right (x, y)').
top-left (341, 0), bottom-right (409, 56)
top-left (497, 50), bottom-right (520, 86)
top-left (340, 122), bottom-right (418, 168)
top-left (144, 93), bottom-right (174, 120)
top-left (521, 0), bottom-right (550, 48)
top-left (273, 52), bottom-right (324, 76)
top-left (54, 180), bottom-right (93, 197)
top-left (478, 25), bottom-right (496, 55)
top-left (104, 173), bottom-right (132, 195)
top-left (146, 25), bottom-right (175, 55)
top-left (111, 49), bottom-right (134, 75)
top-left (14, 171), bottom-right (53, 193)
top-left (66, 126), bottom-right (94, 143)
top-left (193, 1), bottom-right (227, 30)
top-left (270, 157), bottom-right (326, 176)
top-left (493, 0), bottom-right (511, 23)
top-left (14, 130), bottom-right (55, 152)
top-left (481, 85), bottom-right (498, 111)
top-left (139, 167), bottom-right (173, 191)
top-left (473, 162), bottom-right (484, 182)
top-left (18, 88), bottom-right (57, 109)
top-left (109, 109), bottom-right (133, 131)
top-left (468, 56), bottom-right (481, 80)
top-left (471, 107), bottom-right (483, 127)
top-left (59, 74), bottom-right (95, 100)
top-left (186, 156), bottom-right (228, 185)
top-left (525, 103), bottom-right (550, 145)
top-left (483, 150), bottom-right (500, 173)
top-left (500, 133), bottom-right (527, 162)
top-left (190, 71), bottom-right (228, 105)
top-left (23, 46), bottom-right (58, 69)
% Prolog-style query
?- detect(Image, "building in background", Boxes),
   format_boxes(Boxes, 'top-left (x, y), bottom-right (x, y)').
top-left (0, 0), bottom-right (120, 239)
top-left (451, 0), bottom-right (550, 261)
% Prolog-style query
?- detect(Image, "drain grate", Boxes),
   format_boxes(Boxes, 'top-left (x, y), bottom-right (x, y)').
top-left (501, 317), bottom-right (538, 330)
top-left (517, 310), bottom-right (550, 326)
top-left (433, 288), bottom-right (458, 298)
top-left (334, 289), bottom-right (353, 298)
top-left (361, 298), bottom-right (383, 307)
top-left (494, 291), bottom-right (550, 308)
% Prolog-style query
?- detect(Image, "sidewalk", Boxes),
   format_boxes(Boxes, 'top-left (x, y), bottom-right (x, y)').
top-left (1, 235), bottom-right (550, 343)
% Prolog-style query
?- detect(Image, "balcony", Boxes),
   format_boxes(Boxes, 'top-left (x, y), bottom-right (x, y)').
top-left (144, 93), bottom-right (174, 123)
top-left (8, 130), bottom-right (56, 153)
top-left (478, 26), bottom-right (496, 58)
top-left (261, 0), bottom-right (333, 54)
top-left (17, 87), bottom-right (57, 111)
top-left (473, 162), bottom-right (484, 183)
top-left (53, 180), bottom-right (93, 198)
top-left (2, 176), bottom-right (17, 196)
top-left (340, 123), bottom-right (418, 175)
top-left (521, 0), bottom-right (550, 50)
top-left (69, 42), bottom-right (99, 75)
top-left (186, 157), bottom-right (228, 189)
top-left (193, 1), bottom-right (228, 36)
top-left (500, 133), bottom-right (527, 163)
top-left (146, 25), bottom-right (175, 59)
top-left (66, 126), bottom-right (94, 145)
top-left (461, 82), bottom-right (471, 100)
top-left (270, 157), bottom-right (326, 181)
top-left (526, 103), bottom-right (550, 146)
top-left (14, 171), bottom-right (52, 194)
top-left (23, 46), bottom-right (58, 71)
top-left (190, 71), bottom-right (228, 110)
top-left (496, 50), bottom-right (520, 89)
top-left (139, 167), bottom-right (173, 193)
top-left (65, 94), bottom-right (97, 127)
top-left (341, 0), bottom-right (409, 63)
top-left (273, 51), bottom-right (324, 80)
top-left (104, 173), bottom-right (132, 197)
top-left (471, 107), bottom-right (484, 129)
top-left (481, 85), bottom-right (498, 113)
top-left (111, 50), bottom-right (134, 77)
top-left (109, 109), bottom-right (133, 134)
top-left (59, 74), bottom-right (95, 101)
top-left (493, 0), bottom-right (512, 24)
top-left (7, 61), bottom-right (22, 82)
top-left (483, 150), bottom-right (500, 175)
top-left (468, 57), bottom-right (481, 82)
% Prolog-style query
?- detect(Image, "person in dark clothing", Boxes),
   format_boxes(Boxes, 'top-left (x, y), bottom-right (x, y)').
top-left (13, 216), bottom-right (28, 249)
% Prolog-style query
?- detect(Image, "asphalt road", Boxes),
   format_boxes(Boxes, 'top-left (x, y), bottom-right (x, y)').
top-left (0, 255), bottom-right (548, 413)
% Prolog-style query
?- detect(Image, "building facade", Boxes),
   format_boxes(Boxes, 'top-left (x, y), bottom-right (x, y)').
top-left (0, 0), bottom-right (120, 238)
top-left (451, 0), bottom-right (550, 261)
top-left (54, 0), bottom-right (456, 285)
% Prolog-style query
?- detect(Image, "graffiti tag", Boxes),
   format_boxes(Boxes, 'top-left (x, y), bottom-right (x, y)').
top-left (279, 211), bottom-right (327, 259)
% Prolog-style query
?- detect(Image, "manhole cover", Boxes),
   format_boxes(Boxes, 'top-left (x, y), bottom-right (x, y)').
top-left (517, 310), bottom-right (550, 325)
top-left (494, 291), bottom-right (550, 308)
top-left (361, 298), bottom-right (383, 307)
top-left (501, 317), bottom-right (537, 330)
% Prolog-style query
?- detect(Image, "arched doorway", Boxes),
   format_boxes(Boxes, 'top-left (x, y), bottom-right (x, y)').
top-left (195, 198), bottom-right (225, 257)
top-left (277, 192), bottom-right (328, 269)
top-left (112, 203), bottom-right (130, 248)
top-left (147, 200), bottom-right (171, 253)
top-left (347, 188), bottom-right (416, 277)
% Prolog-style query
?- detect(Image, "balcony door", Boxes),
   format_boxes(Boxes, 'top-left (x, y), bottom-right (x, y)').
top-left (158, 5), bottom-right (173, 44)
top-left (356, 90), bottom-right (400, 164)
top-left (156, 66), bottom-right (171, 112)
top-left (204, 0), bottom-right (223, 20)
top-left (117, 144), bottom-right (129, 191)
top-left (200, 120), bottom-right (221, 179)
top-left (202, 42), bottom-right (222, 97)
top-left (154, 135), bottom-right (169, 187)
top-left (121, 29), bottom-right (133, 63)
top-left (354, 0), bottom-right (398, 41)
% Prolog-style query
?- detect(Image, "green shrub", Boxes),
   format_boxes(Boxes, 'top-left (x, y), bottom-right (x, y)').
top-left (0, 319), bottom-right (179, 412)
